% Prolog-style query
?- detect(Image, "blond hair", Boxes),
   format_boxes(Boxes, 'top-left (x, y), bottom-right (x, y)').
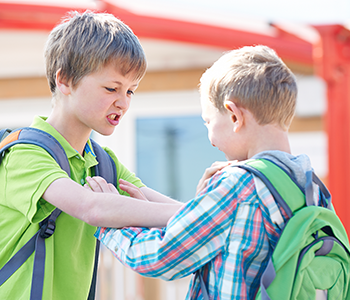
top-left (45, 11), bottom-right (147, 97)
top-left (200, 45), bottom-right (297, 130)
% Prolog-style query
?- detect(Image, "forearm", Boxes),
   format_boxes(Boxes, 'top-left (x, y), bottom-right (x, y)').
top-left (89, 193), bottom-right (181, 227)
top-left (141, 187), bottom-right (181, 204)
top-left (95, 226), bottom-right (188, 280)
top-left (43, 178), bottom-right (182, 228)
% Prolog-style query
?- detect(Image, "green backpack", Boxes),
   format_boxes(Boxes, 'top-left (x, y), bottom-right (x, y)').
top-left (246, 159), bottom-right (350, 299)
top-left (198, 158), bottom-right (350, 300)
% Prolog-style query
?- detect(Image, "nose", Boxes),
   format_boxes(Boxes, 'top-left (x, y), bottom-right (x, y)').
top-left (114, 94), bottom-right (130, 111)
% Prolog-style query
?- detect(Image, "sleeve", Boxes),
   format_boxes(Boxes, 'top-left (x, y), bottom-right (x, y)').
top-left (0, 144), bottom-right (70, 223)
top-left (95, 170), bottom-right (240, 281)
top-left (102, 147), bottom-right (145, 195)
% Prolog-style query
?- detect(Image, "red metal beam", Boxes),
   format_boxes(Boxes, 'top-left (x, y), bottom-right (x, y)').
top-left (0, 2), bottom-right (88, 31)
top-left (313, 25), bottom-right (350, 234)
top-left (0, 1), bottom-right (313, 66)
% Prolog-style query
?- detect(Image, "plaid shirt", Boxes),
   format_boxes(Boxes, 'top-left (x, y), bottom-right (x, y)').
top-left (95, 165), bottom-right (288, 299)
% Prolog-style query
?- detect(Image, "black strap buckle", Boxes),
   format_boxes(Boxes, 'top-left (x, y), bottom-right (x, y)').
top-left (39, 218), bottom-right (56, 239)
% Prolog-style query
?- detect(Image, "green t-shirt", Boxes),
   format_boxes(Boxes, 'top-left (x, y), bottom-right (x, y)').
top-left (0, 116), bottom-right (144, 300)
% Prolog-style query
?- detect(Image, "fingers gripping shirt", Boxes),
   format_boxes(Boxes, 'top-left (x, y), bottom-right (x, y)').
top-left (95, 166), bottom-right (285, 300)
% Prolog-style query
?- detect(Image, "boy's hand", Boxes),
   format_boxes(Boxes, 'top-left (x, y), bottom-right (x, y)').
top-left (119, 179), bottom-right (148, 201)
top-left (85, 176), bottom-right (119, 194)
top-left (85, 177), bottom-right (148, 201)
top-left (196, 161), bottom-right (235, 196)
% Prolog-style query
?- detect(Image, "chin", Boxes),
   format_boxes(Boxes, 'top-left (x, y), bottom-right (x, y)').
top-left (96, 128), bottom-right (115, 137)
top-left (102, 131), bottom-right (115, 136)
top-left (225, 154), bottom-right (242, 161)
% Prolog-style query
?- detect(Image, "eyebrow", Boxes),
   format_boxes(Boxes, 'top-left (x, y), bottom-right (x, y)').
top-left (112, 81), bottom-right (139, 88)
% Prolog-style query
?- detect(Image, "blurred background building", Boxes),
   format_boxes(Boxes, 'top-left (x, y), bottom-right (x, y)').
top-left (1, 0), bottom-right (350, 299)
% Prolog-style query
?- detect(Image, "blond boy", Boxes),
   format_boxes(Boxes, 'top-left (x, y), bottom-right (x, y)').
top-left (93, 45), bottom-right (320, 299)
top-left (0, 11), bottom-right (181, 300)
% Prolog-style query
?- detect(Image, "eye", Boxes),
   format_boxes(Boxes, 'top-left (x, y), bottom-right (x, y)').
top-left (105, 87), bottom-right (116, 92)
top-left (127, 90), bottom-right (135, 96)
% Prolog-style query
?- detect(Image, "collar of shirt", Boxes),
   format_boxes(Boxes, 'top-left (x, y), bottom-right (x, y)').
top-left (30, 115), bottom-right (98, 170)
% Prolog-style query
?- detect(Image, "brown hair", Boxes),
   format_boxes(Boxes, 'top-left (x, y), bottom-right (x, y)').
top-left (45, 11), bottom-right (147, 97)
top-left (200, 45), bottom-right (297, 130)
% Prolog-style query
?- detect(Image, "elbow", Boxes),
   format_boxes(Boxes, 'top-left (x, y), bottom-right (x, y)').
top-left (125, 260), bottom-right (183, 281)
top-left (136, 269), bottom-right (182, 281)
top-left (82, 210), bottom-right (101, 227)
top-left (78, 192), bottom-right (123, 227)
top-left (81, 202), bottom-right (105, 226)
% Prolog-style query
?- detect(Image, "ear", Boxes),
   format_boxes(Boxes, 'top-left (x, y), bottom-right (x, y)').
top-left (55, 69), bottom-right (71, 95)
top-left (224, 100), bottom-right (244, 132)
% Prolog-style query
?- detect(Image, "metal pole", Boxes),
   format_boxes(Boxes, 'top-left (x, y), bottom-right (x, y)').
top-left (314, 25), bottom-right (350, 234)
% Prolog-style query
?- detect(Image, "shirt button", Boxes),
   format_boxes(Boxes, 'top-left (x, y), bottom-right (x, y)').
top-left (81, 179), bottom-right (85, 185)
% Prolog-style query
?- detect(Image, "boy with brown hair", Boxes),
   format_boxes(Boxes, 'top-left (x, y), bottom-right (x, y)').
top-left (0, 11), bottom-right (181, 300)
top-left (92, 45), bottom-right (321, 299)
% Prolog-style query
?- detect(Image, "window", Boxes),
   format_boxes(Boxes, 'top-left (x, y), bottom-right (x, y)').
top-left (136, 115), bottom-right (226, 202)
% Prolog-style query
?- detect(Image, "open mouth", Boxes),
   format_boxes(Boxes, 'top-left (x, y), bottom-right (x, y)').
top-left (107, 113), bottom-right (122, 125)
top-left (108, 114), bottom-right (121, 121)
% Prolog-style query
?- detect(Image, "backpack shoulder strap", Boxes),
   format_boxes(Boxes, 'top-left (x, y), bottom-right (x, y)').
top-left (90, 139), bottom-right (117, 185)
top-left (242, 159), bottom-right (332, 214)
top-left (0, 128), bottom-right (117, 183)
top-left (0, 127), bottom-right (70, 175)
top-left (0, 127), bottom-right (69, 299)
top-left (239, 159), bottom-right (305, 217)
top-left (88, 139), bottom-right (117, 300)
top-left (0, 128), bottom-right (12, 143)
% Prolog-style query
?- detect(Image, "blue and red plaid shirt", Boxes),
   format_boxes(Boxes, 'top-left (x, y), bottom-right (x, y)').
top-left (95, 165), bottom-right (288, 299)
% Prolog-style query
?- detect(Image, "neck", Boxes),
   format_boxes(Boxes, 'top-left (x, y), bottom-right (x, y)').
top-left (46, 109), bottom-right (91, 155)
top-left (247, 123), bottom-right (291, 159)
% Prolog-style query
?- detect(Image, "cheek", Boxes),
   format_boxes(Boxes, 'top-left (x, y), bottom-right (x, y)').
top-left (125, 99), bottom-right (132, 111)
top-left (206, 126), bottom-right (218, 146)
top-left (210, 123), bottom-right (228, 148)
top-left (92, 95), bottom-right (113, 112)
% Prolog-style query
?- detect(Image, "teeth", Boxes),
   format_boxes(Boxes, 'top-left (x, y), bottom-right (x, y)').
top-left (109, 114), bottom-right (117, 120)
